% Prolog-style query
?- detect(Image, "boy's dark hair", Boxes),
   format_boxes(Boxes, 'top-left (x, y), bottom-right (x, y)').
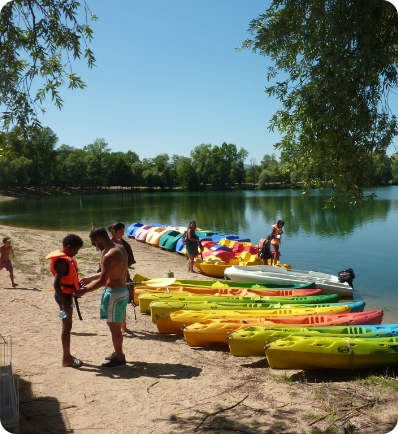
top-left (63, 234), bottom-right (84, 249)
top-left (90, 227), bottom-right (109, 239)
top-left (108, 222), bottom-right (125, 233)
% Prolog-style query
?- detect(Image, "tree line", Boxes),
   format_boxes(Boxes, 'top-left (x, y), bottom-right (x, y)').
top-left (1, 126), bottom-right (397, 194)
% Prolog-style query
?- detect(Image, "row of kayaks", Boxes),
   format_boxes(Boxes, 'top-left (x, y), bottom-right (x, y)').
top-left (125, 221), bottom-right (292, 277)
top-left (126, 223), bottom-right (355, 298)
top-left (126, 221), bottom-right (254, 256)
top-left (132, 274), bottom-right (398, 369)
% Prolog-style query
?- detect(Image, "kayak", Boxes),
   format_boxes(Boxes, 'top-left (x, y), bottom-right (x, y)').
top-left (155, 310), bottom-right (383, 334)
top-left (149, 301), bottom-right (351, 322)
top-left (132, 285), bottom-right (324, 305)
top-left (135, 225), bottom-right (154, 242)
top-left (159, 230), bottom-right (183, 251)
top-left (126, 222), bottom-right (143, 238)
top-left (137, 292), bottom-right (341, 313)
top-left (146, 227), bottom-right (173, 247)
top-left (224, 265), bottom-right (354, 297)
top-left (265, 336), bottom-right (398, 369)
top-left (194, 260), bottom-right (262, 278)
top-left (228, 325), bottom-right (397, 357)
top-left (132, 273), bottom-right (317, 290)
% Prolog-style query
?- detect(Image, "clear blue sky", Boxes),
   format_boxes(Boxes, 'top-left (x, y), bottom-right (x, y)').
top-left (1, 0), bottom-right (398, 162)
top-left (21, 0), bottom-right (283, 163)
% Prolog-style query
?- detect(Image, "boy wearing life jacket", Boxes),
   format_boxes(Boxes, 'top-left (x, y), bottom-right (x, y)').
top-left (46, 234), bottom-right (84, 368)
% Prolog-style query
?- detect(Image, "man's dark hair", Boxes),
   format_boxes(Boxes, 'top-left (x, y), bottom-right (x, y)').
top-left (90, 227), bottom-right (109, 239)
top-left (63, 234), bottom-right (84, 249)
top-left (108, 222), bottom-right (125, 233)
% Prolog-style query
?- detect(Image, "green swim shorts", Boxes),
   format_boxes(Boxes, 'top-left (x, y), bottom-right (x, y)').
top-left (100, 287), bottom-right (129, 323)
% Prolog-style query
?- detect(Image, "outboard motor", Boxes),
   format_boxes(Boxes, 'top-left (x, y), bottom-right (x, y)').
top-left (338, 268), bottom-right (355, 289)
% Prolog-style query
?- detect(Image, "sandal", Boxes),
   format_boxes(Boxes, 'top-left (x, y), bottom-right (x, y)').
top-left (122, 331), bottom-right (136, 337)
top-left (105, 352), bottom-right (117, 361)
top-left (63, 357), bottom-right (83, 368)
top-left (102, 356), bottom-right (126, 368)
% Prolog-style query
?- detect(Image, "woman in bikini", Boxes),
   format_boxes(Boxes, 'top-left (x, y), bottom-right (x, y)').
top-left (271, 220), bottom-right (284, 266)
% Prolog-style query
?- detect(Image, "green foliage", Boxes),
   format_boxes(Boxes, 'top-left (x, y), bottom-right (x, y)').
top-left (241, 0), bottom-right (398, 205)
top-left (0, 125), bottom-right (395, 193)
top-left (0, 0), bottom-right (97, 130)
top-left (191, 142), bottom-right (248, 188)
top-left (176, 157), bottom-right (199, 191)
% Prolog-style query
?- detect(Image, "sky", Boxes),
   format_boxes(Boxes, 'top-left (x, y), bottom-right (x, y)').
top-left (1, 0), bottom-right (398, 164)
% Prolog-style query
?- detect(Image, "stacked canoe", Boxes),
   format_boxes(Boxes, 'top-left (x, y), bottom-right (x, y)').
top-left (132, 274), bottom-right (398, 369)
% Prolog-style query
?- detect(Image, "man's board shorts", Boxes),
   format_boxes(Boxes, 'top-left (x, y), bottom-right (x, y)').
top-left (100, 287), bottom-right (129, 323)
top-left (0, 259), bottom-right (12, 272)
top-left (54, 292), bottom-right (73, 309)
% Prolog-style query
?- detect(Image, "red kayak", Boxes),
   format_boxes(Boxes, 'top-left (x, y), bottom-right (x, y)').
top-left (156, 310), bottom-right (383, 334)
top-left (215, 310), bottom-right (383, 326)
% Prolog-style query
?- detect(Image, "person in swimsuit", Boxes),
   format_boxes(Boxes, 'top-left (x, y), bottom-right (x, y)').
top-left (75, 227), bottom-right (129, 368)
top-left (0, 236), bottom-right (17, 287)
top-left (271, 220), bottom-right (284, 266)
top-left (108, 222), bottom-right (135, 337)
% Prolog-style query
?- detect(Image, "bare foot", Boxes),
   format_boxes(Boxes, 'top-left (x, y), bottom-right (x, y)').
top-left (12, 283), bottom-right (18, 287)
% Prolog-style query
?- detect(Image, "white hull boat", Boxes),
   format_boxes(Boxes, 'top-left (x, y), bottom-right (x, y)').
top-left (224, 265), bottom-right (354, 297)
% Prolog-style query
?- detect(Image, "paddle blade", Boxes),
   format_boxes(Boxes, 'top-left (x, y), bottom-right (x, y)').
top-left (141, 278), bottom-right (176, 287)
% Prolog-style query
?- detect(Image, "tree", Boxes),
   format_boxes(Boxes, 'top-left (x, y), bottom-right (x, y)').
top-left (84, 138), bottom-right (111, 188)
top-left (247, 158), bottom-right (260, 185)
top-left (191, 144), bottom-right (214, 187)
top-left (0, 0), bottom-right (96, 130)
top-left (176, 157), bottom-right (199, 191)
top-left (241, 0), bottom-right (398, 205)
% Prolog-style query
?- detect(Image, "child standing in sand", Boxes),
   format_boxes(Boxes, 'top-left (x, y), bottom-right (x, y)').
top-left (0, 236), bottom-right (17, 287)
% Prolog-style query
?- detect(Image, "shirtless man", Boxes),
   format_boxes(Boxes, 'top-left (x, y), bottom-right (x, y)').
top-left (76, 227), bottom-right (129, 368)
top-left (0, 236), bottom-right (17, 287)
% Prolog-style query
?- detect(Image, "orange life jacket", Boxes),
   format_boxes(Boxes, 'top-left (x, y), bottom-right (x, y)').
top-left (45, 250), bottom-right (80, 294)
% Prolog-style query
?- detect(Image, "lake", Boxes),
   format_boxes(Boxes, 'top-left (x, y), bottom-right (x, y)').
top-left (1, 188), bottom-right (398, 322)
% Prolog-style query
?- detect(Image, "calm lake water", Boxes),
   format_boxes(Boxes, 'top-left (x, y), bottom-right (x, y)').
top-left (1, 188), bottom-right (398, 322)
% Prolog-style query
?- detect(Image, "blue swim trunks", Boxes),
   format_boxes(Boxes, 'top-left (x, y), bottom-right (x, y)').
top-left (100, 287), bottom-right (129, 323)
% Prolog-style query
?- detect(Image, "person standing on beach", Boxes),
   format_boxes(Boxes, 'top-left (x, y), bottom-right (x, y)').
top-left (46, 234), bottom-right (84, 368)
top-left (108, 222), bottom-right (135, 337)
top-left (271, 220), bottom-right (284, 266)
top-left (185, 220), bottom-right (203, 273)
top-left (0, 236), bottom-right (18, 287)
top-left (76, 227), bottom-right (129, 368)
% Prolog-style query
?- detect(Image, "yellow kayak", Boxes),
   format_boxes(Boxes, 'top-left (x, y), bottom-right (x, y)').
top-left (265, 336), bottom-right (398, 369)
top-left (228, 326), bottom-right (395, 357)
top-left (150, 302), bottom-right (350, 322)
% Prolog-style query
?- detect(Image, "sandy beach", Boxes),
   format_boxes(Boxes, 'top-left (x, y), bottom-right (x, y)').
top-left (0, 223), bottom-right (397, 434)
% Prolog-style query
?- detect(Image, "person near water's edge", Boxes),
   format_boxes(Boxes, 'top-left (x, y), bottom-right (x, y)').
top-left (260, 234), bottom-right (274, 265)
top-left (271, 220), bottom-right (284, 266)
top-left (46, 234), bottom-right (84, 368)
top-left (185, 220), bottom-right (203, 273)
top-left (75, 227), bottom-right (129, 367)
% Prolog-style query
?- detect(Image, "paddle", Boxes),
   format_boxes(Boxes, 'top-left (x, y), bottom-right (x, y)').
top-left (45, 277), bottom-right (176, 292)
top-left (128, 277), bottom-right (176, 288)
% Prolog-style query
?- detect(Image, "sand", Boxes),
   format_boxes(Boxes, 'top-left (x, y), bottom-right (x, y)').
top-left (0, 223), bottom-right (397, 434)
